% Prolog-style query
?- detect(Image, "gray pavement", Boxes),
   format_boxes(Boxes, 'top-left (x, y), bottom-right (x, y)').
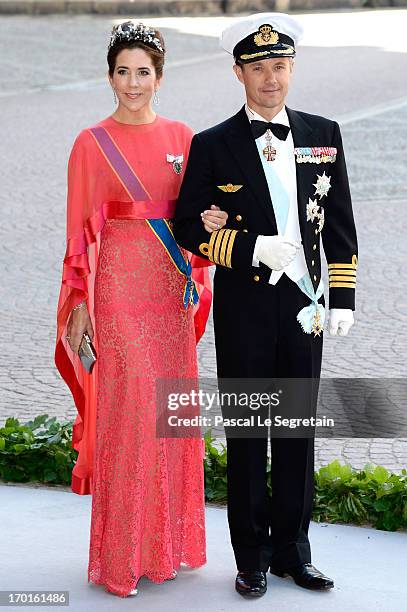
top-left (1, 11), bottom-right (406, 471)
top-left (1, 483), bottom-right (407, 610)
top-left (1, 0), bottom-right (400, 17)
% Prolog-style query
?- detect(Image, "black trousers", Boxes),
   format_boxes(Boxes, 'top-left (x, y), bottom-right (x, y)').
top-left (213, 272), bottom-right (324, 571)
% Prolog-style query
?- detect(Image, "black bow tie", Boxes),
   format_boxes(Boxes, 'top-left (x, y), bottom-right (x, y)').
top-left (251, 120), bottom-right (290, 141)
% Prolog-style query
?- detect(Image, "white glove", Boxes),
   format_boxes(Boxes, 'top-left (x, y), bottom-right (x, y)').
top-left (254, 235), bottom-right (300, 271)
top-left (328, 308), bottom-right (354, 336)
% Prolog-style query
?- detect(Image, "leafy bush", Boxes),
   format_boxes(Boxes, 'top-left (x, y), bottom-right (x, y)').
top-left (204, 431), bottom-right (407, 531)
top-left (0, 415), bottom-right (76, 485)
top-left (1, 417), bottom-right (406, 531)
top-left (313, 459), bottom-right (407, 531)
top-left (203, 433), bottom-right (228, 503)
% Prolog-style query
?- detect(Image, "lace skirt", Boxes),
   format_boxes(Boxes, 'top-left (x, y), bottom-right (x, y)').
top-left (87, 219), bottom-right (206, 597)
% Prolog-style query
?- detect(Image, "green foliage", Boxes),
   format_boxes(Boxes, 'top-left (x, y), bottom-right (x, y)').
top-left (313, 460), bottom-right (407, 531)
top-left (1, 418), bottom-right (406, 532)
top-left (0, 414), bottom-right (76, 486)
top-left (203, 430), bottom-right (228, 503)
top-left (203, 432), bottom-right (407, 532)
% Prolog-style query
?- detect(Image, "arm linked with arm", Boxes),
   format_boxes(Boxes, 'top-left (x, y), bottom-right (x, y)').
top-left (173, 133), bottom-right (258, 272)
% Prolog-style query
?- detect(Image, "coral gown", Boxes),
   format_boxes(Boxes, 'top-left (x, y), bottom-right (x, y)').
top-left (55, 115), bottom-right (211, 596)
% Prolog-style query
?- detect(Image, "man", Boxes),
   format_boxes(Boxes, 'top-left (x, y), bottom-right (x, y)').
top-left (173, 13), bottom-right (357, 597)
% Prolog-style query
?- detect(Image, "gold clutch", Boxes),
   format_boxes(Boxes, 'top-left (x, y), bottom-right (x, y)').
top-left (78, 332), bottom-right (97, 373)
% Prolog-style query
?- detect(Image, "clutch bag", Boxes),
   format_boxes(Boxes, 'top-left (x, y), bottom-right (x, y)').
top-left (78, 332), bottom-right (97, 373)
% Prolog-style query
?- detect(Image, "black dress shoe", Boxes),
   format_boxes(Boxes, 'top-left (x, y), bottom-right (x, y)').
top-left (235, 570), bottom-right (267, 597)
top-left (270, 563), bottom-right (334, 590)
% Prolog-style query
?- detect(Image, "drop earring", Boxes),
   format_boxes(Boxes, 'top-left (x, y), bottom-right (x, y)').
top-left (112, 88), bottom-right (117, 104)
top-left (153, 90), bottom-right (159, 106)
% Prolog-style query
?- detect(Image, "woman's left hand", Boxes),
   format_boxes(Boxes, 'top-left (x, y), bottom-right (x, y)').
top-left (201, 205), bottom-right (228, 233)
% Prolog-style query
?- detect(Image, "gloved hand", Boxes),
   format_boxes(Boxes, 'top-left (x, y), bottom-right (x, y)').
top-left (328, 308), bottom-right (354, 336)
top-left (254, 235), bottom-right (300, 271)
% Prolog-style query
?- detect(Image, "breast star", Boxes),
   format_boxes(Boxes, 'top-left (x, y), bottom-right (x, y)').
top-left (306, 198), bottom-right (320, 222)
top-left (313, 171), bottom-right (331, 199)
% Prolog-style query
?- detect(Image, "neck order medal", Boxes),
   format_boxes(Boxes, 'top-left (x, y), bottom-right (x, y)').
top-left (263, 129), bottom-right (277, 162)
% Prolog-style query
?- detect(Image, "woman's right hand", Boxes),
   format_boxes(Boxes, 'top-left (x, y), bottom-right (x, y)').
top-left (66, 303), bottom-right (94, 354)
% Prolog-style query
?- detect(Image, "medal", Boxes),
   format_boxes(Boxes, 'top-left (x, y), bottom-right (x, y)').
top-left (306, 197), bottom-right (325, 234)
top-left (166, 153), bottom-right (184, 174)
top-left (262, 129), bottom-right (276, 162)
top-left (306, 198), bottom-right (320, 222)
top-left (317, 207), bottom-right (325, 233)
top-left (294, 147), bottom-right (337, 164)
top-left (312, 309), bottom-right (323, 337)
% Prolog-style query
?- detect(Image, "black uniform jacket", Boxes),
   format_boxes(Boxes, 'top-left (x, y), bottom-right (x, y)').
top-left (173, 105), bottom-right (358, 310)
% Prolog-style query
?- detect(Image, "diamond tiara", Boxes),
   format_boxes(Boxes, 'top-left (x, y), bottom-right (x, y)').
top-left (108, 21), bottom-right (164, 54)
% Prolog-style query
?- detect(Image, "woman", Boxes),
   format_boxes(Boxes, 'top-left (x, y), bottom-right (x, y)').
top-left (55, 21), bottom-right (228, 598)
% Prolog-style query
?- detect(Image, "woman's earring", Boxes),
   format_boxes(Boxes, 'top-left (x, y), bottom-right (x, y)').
top-left (153, 90), bottom-right (159, 106)
top-left (112, 88), bottom-right (117, 104)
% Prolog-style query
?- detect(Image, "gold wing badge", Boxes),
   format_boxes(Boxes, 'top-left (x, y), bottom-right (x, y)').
top-left (217, 184), bottom-right (243, 193)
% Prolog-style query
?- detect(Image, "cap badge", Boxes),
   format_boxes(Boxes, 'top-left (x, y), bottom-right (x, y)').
top-left (254, 24), bottom-right (279, 47)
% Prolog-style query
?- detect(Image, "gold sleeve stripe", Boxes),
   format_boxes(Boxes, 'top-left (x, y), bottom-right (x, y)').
top-left (328, 263), bottom-right (356, 269)
top-left (219, 230), bottom-right (232, 266)
top-left (329, 270), bottom-right (357, 277)
top-left (329, 255), bottom-right (357, 288)
top-left (213, 229), bottom-right (226, 264)
top-left (225, 230), bottom-right (238, 268)
top-left (207, 229), bottom-right (219, 261)
top-left (206, 228), bottom-right (238, 268)
top-left (328, 254), bottom-right (358, 270)
top-left (330, 281), bottom-right (356, 288)
top-left (329, 276), bottom-right (357, 283)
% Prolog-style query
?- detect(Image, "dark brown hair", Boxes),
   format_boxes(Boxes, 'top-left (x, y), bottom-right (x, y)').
top-left (107, 31), bottom-right (166, 79)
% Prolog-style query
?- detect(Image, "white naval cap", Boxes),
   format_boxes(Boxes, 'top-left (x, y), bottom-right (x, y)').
top-left (220, 13), bottom-right (304, 64)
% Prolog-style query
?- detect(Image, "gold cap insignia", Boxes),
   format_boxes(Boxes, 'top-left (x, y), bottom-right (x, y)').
top-left (254, 24), bottom-right (279, 47)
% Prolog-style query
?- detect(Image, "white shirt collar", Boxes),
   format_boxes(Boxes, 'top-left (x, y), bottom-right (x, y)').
top-left (245, 103), bottom-right (289, 126)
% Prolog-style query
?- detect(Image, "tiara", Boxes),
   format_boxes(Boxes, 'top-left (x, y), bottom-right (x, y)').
top-left (108, 21), bottom-right (164, 54)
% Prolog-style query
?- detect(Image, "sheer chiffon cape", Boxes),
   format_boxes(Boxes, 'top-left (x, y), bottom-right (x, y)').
top-left (55, 115), bottom-right (212, 495)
